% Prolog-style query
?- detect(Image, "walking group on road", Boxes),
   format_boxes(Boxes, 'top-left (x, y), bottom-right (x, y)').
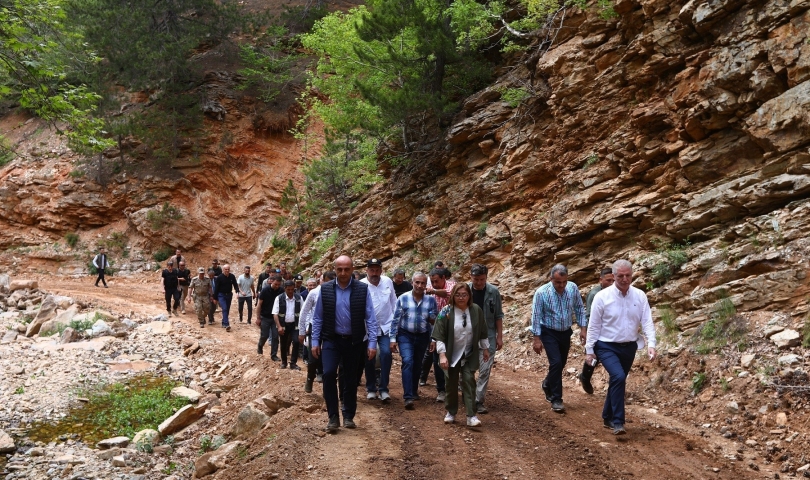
top-left (98, 246), bottom-right (657, 437)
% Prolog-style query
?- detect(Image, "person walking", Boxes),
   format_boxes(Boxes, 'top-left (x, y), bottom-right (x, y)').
top-left (531, 264), bottom-right (587, 413)
top-left (256, 274), bottom-right (284, 357)
top-left (392, 268), bottom-right (412, 298)
top-left (273, 280), bottom-right (304, 369)
top-left (256, 263), bottom-right (274, 305)
top-left (93, 247), bottom-right (110, 288)
top-left (586, 259), bottom-right (657, 435)
top-left (361, 258), bottom-right (398, 403)
top-left (161, 260), bottom-right (181, 316)
top-left (237, 265), bottom-right (256, 324)
top-left (211, 258), bottom-right (223, 276)
top-left (299, 272), bottom-right (336, 392)
top-left (433, 283), bottom-right (490, 427)
top-left (214, 264), bottom-right (240, 332)
top-left (169, 249), bottom-right (184, 268)
top-left (419, 267), bottom-right (455, 402)
top-left (390, 272), bottom-right (437, 410)
top-left (469, 264), bottom-right (504, 414)
top-left (206, 269), bottom-right (218, 325)
top-left (579, 267), bottom-right (615, 394)
top-left (310, 255), bottom-right (378, 433)
top-left (188, 267), bottom-right (214, 328)
top-left (177, 261), bottom-right (191, 314)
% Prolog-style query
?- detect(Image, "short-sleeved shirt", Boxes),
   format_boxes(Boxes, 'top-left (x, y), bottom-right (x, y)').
top-left (177, 268), bottom-right (191, 287)
top-left (237, 274), bottom-right (255, 297)
top-left (162, 269), bottom-right (179, 291)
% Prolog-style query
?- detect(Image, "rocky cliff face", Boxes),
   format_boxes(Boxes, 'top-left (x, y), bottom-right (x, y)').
top-left (306, 0), bottom-right (810, 328)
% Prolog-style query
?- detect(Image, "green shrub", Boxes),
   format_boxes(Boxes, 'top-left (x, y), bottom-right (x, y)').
top-left (497, 86), bottom-right (530, 108)
top-left (65, 233), bottom-right (80, 248)
top-left (691, 372), bottom-right (707, 394)
top-left (153, 246), bottom-right (174, 262)
top-left (271, 235), bottom-right (294, 253)
top-left (720, 377), bottom-right (730, 393)
top-left (651, 239), bottom-right (690, 286)
top-left (477, 222), bottom-right (488, 239)
top-left (100, 232), bottom-right (127, 253)
top-left (147, 202), bottom-right (182, 230)
top-left (582, 153), bottom-right (599, 169)
top-left (310, 231), bottom-right (338, 263)
top-left (70, 318), bottom-right (95, 332)
top-left (693, 291), bottom-right (746, 354)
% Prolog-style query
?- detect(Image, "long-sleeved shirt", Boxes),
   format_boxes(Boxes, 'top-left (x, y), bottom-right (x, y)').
top-left (93, 254), bottom-right (109, 269)
top-left (390, 292), bottom-right (437, 340)
top-left (585, 284), bottom-right (656, 355)
top-left (214, 273), bottom-right (239, 296)
top-left (531, 281), bottom-right (587, 336)
top-left (311, 279), bottom-right (378, 349)
top-left (361, 276), bottom-right (398, 336)
top-left (585, 284), bottom-right (602, 320)
top-left (299, 285), bottom-right (321, 336)
top-left (435, 307), bottom-right (490, 367)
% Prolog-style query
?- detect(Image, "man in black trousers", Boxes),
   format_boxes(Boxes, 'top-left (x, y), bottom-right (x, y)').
top-left (93, 247), bottom-right (110, 288)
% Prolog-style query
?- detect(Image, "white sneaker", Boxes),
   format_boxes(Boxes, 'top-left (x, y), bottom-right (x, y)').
top-left (379, 392), bottom-right (391, 404)
top-left (466, 415), bottom-right (482, 427)
top-left (436, 391), bottom-right (446, 402)
top-left (367, 392), bottom-right (378, 400)
top-left (444, 412), bottom-right (455, 424)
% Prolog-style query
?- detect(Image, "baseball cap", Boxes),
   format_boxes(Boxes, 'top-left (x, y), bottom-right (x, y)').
top-left (294, 274), bottom-right (304, 281)
top-left (198, 267), bottom-right (205, 273)
top-left (367, 258), bottom-right (383, 267)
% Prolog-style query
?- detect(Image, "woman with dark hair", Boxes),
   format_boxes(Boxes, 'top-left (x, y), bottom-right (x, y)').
top-left (432, 283), bottom-right (490, 427)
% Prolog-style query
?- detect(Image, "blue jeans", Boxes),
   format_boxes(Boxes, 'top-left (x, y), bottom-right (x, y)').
top-left (594, 340), bottom-right (637, 427)
top-left (217, 293), bottom-right (233, 327)
top-left (397, 330), bottom-right (431, 400)
top-left (321, 337), bottom-right (366, 420)
top-left (366, 334), bottom-right (392, 394)
top-left (539, 327), bottom-right (572, 402)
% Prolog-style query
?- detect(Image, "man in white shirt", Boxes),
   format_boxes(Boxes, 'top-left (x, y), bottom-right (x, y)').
top-left (585, 259), bottom-right (657, 436)
top-left (361, 258), bottom-right (398, 403)
top-left (92, 247), bottom-right (110, 288)
top-left (237, 266), bottom-right (257, 324)
top-left (273, 280), bottom-right (303, 370)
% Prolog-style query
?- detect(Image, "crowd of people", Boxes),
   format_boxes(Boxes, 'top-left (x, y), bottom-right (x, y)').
top-left (96, 246), bottom-right (657, 436)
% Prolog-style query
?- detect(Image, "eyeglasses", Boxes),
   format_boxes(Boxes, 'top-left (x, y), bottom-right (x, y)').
top-left (454, 292), bottom-right (469, 298)
top-left (462, 311), bottom-right (467, 328)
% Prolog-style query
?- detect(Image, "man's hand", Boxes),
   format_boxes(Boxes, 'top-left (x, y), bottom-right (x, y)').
top-left (391, 342), bottom-right (398, 354)
top-left (585, 353), bottom-right (596, 366)
top-left (429, 340), bottom-right (436, 353)
top-left (439, 353), bottom-right (449, 370)
top-left (496, 334), bottom-right (503, 351)
top-left (277, 325), bottom-right (285, 336)
top-left (648, 347), bottom-right (657, 362)
top-left (482, 349), bottom-right (490, 363)
top-left (367, 348), bottom-right (377, 361)
top-left (532, 336), bottom-right (544, 355)
top-left (311, 346), bottom-right (320, 359)
top-left (579, 326), bottom-right (588, 345)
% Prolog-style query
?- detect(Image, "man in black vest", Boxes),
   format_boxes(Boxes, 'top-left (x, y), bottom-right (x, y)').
top-left (93, 247), bottom-right (110, 288)
top-left (273, 280), bottom-right (303, 369)
top-left (311, 255), bottom-right (378, 433)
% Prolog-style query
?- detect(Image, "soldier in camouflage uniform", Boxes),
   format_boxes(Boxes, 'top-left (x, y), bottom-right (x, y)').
top-left (188, 267), bottom-right (213, 328)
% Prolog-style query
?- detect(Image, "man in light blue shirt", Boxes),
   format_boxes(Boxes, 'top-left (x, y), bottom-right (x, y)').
top-left (311, 255), bottom-right (377, 433)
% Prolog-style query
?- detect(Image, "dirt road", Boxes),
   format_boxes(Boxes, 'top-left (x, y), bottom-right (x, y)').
top-left (41, 273), bottom-right (763, 480)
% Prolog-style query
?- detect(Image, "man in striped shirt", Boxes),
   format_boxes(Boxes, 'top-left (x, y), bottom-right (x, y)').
top-left (531, 264), bottom-right (587, 413)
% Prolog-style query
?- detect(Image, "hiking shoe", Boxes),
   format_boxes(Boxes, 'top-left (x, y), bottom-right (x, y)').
top-left (613, 425), bottom-right (626, 435)
top-left (343, 418), bottom-right (356, 429)
top-left (316, 374), bottom-right (323, 383)
top-left (172, 309), bottom-right (178, 316)
top-left (466, 416), bottom-right (482, 427)
top-left (225, 326), bottom-right (231, 332)
top-left (290, 364), bottom-right (302, 371)
top-left (551, 400), bottom-right (565, 413)
top-left (603, 418), bottom-right (613, 429)
top-left (281, 363), bottom-right (288, 369)
top-left (404, 399), bottom-right (415, 410)
top-left (271, 355), bottom-right (280, 362)
top-left (380, 392), bottom-right (391, 404)
top-left (208, 321), bottom-right (214, 325)
top-left (436, 391), bottom-right (446, 402)
top-left (444, 412), bottom-right (455, 424)
top-left (257, 348), bottom-right (263, 355)
top-left (326, 416), bottom-right (339, 433)
top-left (542, 380), bottom-right (552, 403)
top-left (367, 392), bottom-right (378, 400)
top-left (419, 380), bottom-right (427, 386)
top-left (476, 403), bottom-right (488, 414)
top-left (181, 309), bottom-right (186, 314)
top-left (199, 324), bottom-right (205, 328)
top-left (305, 379), bottom-right (313, 393)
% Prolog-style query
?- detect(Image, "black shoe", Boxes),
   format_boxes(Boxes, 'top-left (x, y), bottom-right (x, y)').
top-left (305, 379), bottom-right (313, 393)
top-left (551, 400), bottom-right (565, 413)
top-left (404, 399), bottom-right (415, 410)
top-left (542, 380), bottom-right (552, 403)
top-left (580, 360), bottom-right (595, 395)
top-left (326, 415), bottom-right (339, 433)
top-left (290, 364), bottom-right (301, 371)
top-left (257, 349), bottom-right (263, 355)
top-left (271, 355), bottom-right (280, 362)
top-left (603, 418), bottom-right (613, 429)
top-left (343, 418), bottom-right (356, 429)
top-left (613, 424), bottom-right (626, 435)
top-left (281, 363), bottom-right (288, 369)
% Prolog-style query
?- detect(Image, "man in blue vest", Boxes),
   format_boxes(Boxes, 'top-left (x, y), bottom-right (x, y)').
top-left (311, 255), bottom-right (378, 433)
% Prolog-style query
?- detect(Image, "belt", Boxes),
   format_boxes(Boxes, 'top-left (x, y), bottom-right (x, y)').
top-left (324, 334), bottom-right (353, 340)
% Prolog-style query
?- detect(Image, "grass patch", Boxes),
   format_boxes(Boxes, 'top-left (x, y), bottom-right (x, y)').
top-left (691, 372), bottom-right (707, 395)
top-left (310, 230), bottom-right (338, 263)
top-left (720, 377), bottom-right (730, 393)
top-left (582, 153), bottom-right (599, 170)
top-left (14, 386), bottom-right (24, 395)
top-left (496, 86), bottom-right (530, 108)
top-left (657, 304), bottom-right (679, 344)
top-left (199, 434), bottom-right (226, 454)
top-left (477, 221), bottom-right (488, 239)
top-left (65, 233), bottom-right (80, 249)
top-left (693, 291), bottom-right (747, 354)
top-left (651, 238), bottom-right (690, 286)
top-left (26, 375), bottom-right (188, 444)
top-left (153, 246), bottom-right (174, 263)
top-left (147, 202), bottom-right (182, 230)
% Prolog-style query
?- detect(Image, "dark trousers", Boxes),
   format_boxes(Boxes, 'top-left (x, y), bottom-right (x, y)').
top-left (419, 348), bottom-right (446, 393)
top-left (238, 297), bottom-right (253, 323)
top-left (258, 315), bottom-right (279, 356)
top-left (207, 298), bottom-right (217, 324)
top-left (321, 337), bottom-right (366, 421)
top-left (280, 323), bottom-right (299, 365)
top-left (164, 290), bottom-right (181, 312)
top-left (594, 340), bottom-right (637, 427)
top-left (540, 327), bottom-right (572, 402)
top-left (305, 344), bottom-right (322, 381)
top-left (95, 268), bottom-right (107, 287)
top-left (217, 293), bottom-right (233, 327)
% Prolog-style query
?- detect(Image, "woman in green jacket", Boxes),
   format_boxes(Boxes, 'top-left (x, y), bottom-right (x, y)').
top-left (432, 283), bottom-right (490, 427)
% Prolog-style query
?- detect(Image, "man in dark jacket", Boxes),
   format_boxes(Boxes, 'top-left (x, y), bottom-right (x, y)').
top-left (311, 255), bottom-right (378, 433)
top-left (161, 260), bottom-right (181, 316)
top-left (256, 275), bottom-right (284, 359)
top-left (214, 264), bottom-right (240, 332)
top-left (93, 247), bottom-right (110, 288)
top-left (274, 280), bottom-right (303, 369)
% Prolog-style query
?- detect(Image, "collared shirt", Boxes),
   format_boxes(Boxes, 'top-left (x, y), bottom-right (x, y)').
top-left (585, 284), bottom-right (602, 321)
top-left (237, 274), bottom-right (254, 297)
top-left (436, 307), bottom-right (490, 367)
top-left (431, 279), bottom-right (456, 311)
top-left (585, 284), bottom-right (656, 355)
top-left (361, 276), bottom-right (398, 336)
top-left (299, 285), bottom-right (322, 335)
top-left (390, 292), bottom-right (437, 339)
top-left (311, 279), bottom-right (378, 349)
top-left (531, 281), bottom-right (587, 335)
top-left (272, 293), bottom-right (298, 323)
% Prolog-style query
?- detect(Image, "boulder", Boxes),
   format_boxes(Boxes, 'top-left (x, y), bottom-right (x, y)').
top-left (97, 436), bottom-right (130, 449)
top-left (52, 295), bottom-right (74, 310)
top-left (740, 354), bottom-right (756, 368)
top-left (231, 404), bottom-right (270, 437)
top-left (9, 279), bottom-right (38, 292)
top-left (194, 441), bottom-right (243, 478)
top-left (1, 330), bottom-right (17, 344)
top-left (726, 401), bottom-right (739, 414)
top-left (778, 354), bottom-right (800, 366)
top-left (137, 321), bottom-right (172, 334)
top-left (91, 320), bottom-right (111, 337)
top-left (60, 327), bottom-right (79, 344)
top-left (25, 295), bottom-right (58, 337)
top-left (0, 429), bottom-right (15, 453)
top-left (763, 325), bottom-right (785, 338)
top-left (746, 81), bottom-right (810, 153)
top-left (157, 402), bottom-right (209, 436)
top-left (39, 304), bottom-right (80, 336)
top-left (776, 412), bottom-right (788, 427)
top-left (771, 329), bottom-right (801, 349)
top-left (96, 448), bottom-right (123, 460)
top-left (132, 429), bottom-right (160, 450)
top-left (260, 395), bottom-right (294, 414)
top-left (112, 455), bottom-right (126, 467)
top-left (170, 386), bottom-right (201, 403)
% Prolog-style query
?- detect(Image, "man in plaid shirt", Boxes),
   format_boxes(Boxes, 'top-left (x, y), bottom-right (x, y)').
top-left (391, 272), bottom-right (437, 410)
top-left (531, 264), bottom-right (587, 413)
